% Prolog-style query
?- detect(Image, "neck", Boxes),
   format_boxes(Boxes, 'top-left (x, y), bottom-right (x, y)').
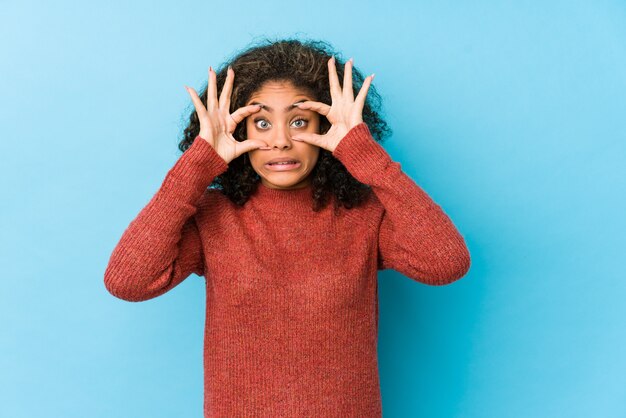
top-left (251, 181), bottom-right (315, 213)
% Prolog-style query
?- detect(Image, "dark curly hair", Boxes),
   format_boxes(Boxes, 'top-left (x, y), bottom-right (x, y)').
top-left (178, 35), bottom-right (392, 212)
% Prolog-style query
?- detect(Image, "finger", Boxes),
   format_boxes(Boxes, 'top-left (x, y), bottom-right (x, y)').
top-left (219, 66), bottom-right (234, 111)
top-left (290, 132), bottom-right (326, 149)
top-left (354, 73), bottom-right (374, 112)
top-left (238, 139), bottom-right (272, 155)
top-left (185, 86), bottom-right (208, 119)
top-left (207, 66), bottom-right (217, 111)
top-left (230, 104), bottom-right (262, 126)
top-left (328, 56), bottom-right (341, 103)
top-left (294, 101), bottom-right (331, 116)
top-left (343, 58), bottom-right (354, 102)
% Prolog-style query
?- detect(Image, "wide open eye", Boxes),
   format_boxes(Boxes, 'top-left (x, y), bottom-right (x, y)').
top-left (291, 118), bottom-right (308, 128)
top-left (254, 118), bottom-right (270, 130)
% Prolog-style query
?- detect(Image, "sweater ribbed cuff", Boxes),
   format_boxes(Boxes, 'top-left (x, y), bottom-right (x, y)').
top-left (331, 122), bottom-right (392, 185)
top-left (160, 136), bottom-right (229, 200)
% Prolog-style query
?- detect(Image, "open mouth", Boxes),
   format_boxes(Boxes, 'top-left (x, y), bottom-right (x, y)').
top-left (265, 161), bottom-right (301, 171)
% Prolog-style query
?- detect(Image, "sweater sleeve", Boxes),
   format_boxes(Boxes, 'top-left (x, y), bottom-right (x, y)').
top-left (331, 123), bottom-right (471, 285)
top-left (104, 136), bottom-right (229, 302)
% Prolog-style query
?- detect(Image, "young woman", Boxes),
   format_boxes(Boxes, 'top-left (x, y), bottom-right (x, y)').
top-left (104, 38), bottom-right (471, 417)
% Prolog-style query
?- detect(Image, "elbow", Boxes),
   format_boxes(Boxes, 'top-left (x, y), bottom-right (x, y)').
top-left (103, 246), bottom-right (170, 302)
top-left (104, 274), bottom-right (143, 302)
top-left (425, 240), bottom-right (471, 286)
top-left (448, 245), bottom-right (471, 283)
top-left (103, 265), bottom-right (156, 303)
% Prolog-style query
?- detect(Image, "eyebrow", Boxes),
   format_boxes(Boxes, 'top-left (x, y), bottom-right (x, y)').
top-left (249, 99), bottom-right (308, 112)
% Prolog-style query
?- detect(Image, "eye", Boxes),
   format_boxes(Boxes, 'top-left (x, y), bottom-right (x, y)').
top-left (254, 118), bottom-right (271, 130)
top-left (291, 118), bottom-right (308, 128)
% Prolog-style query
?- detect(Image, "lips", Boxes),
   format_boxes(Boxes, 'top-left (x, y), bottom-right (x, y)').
top-left (266, 157), bottom-right (300, 165)
top-left (265, 157), bottom-right (302, 171)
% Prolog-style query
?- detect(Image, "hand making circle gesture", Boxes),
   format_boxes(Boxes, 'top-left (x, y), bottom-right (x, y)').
top-left (185, 66), bottom-right (270, 164)
top-left (290, 56), bottom-right (375, 152)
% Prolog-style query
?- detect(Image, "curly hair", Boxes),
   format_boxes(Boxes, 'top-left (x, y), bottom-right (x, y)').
top-left (178, 35), bottom-right (392, 212)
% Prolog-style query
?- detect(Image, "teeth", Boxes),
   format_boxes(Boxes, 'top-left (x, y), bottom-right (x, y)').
top-left (270, 161), bottom-right (296, 165)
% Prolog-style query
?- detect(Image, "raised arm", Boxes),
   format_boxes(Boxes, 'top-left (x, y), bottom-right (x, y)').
top-left (332, 123), bottom-right (471, 285)
top-left (289, 56), bottom-right (470, 285)
top-left (103, 137), bottom-right (229, 301)
top-left (104, 65), bottom-right (272, 301)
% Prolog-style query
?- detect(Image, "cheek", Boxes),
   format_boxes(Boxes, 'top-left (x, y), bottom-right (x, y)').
top-left (248, 151), bottom-right (263, 168)
top-left (303, 146), bottom-right (320, 164)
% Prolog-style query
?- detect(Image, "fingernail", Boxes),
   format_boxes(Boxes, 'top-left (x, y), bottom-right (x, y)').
top-left (209, 66), bottom-right (213, 72)
top-left (371, 73), bottom-right (375, 80)
top-left (349, 57), bottom-right (354, 63)
top-left (228, 65), bottom-right (232, 71)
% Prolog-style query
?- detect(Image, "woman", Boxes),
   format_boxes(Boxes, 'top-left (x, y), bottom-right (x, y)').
top-left (104, 37), bottom-right (471, 417)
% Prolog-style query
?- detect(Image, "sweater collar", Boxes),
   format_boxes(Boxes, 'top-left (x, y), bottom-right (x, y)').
top-left (250, 181), bottom-right (315, 213)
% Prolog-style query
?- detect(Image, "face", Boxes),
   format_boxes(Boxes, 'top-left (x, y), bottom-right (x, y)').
top-left (245, 80), bottom-right (321, 190)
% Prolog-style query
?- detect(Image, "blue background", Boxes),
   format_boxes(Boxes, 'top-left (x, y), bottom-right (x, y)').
top-left (2, 1), bottom-right (625, 417)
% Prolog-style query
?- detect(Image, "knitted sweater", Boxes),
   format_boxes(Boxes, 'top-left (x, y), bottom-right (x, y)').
top-left (104, 122), bottom-right (471, 417)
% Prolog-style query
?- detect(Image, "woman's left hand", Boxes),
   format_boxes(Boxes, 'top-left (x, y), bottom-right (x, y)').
top-left (291, 56), bottom-right (375, 152)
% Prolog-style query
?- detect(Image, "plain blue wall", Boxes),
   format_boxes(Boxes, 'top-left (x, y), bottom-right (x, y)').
top-left (2, 1), bottom-right (625, 417)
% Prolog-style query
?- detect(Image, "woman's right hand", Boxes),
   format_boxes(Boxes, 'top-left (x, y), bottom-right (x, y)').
top-left (185, 66), bottom-right (269, 164)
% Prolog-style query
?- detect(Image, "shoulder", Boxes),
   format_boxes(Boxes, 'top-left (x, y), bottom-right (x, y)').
top-left (336, 188), bottom-right (385, 231)
top-left (356, 187), bottom-right (385, 214)
top-left (194, 188), bottom-right (241, 234)
top-left (196, 187), bottom-right (238, 215)
top-left (197, 187), bottom-right (223, 206)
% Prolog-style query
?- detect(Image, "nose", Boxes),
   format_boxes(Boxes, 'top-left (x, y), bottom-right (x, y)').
top-left (269, 124), bottom-right (294, 150)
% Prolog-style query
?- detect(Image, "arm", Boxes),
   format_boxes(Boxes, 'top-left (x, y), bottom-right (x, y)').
top-left (332, 123), bottom-right (471, 285)
top-left (104, 136), bottom-right (229, 301)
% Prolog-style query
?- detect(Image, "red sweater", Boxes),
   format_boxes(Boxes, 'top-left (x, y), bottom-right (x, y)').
top-left (104, 122), bottom-right (470, 417)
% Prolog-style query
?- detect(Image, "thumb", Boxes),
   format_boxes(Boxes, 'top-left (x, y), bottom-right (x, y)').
top-left (235, 139), bottom-right (271, 157)
top-left (291, 132), bottom-right (326, 148)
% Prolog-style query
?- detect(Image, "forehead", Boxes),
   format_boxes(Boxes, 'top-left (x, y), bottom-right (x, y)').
top-left (247, 80), bottom-right (313, 102)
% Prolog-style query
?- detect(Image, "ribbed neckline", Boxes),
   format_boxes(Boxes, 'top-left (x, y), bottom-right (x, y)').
top-left (250, 181), bottom-right (315, 213)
